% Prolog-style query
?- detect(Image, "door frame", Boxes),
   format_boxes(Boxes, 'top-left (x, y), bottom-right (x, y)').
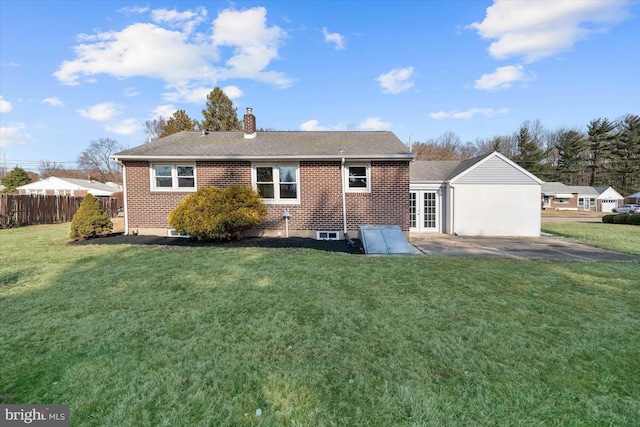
top-left (410, 189), bottom-right (441, 233)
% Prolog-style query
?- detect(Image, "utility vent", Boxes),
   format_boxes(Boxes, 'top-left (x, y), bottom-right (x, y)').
top-left (167, 228), bottom-right (190, 238)
top-left (317, 230), bottom-right (339, 240)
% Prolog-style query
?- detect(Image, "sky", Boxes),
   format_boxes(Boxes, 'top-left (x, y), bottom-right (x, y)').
top-left (1, 0), bottom-right (639, 172)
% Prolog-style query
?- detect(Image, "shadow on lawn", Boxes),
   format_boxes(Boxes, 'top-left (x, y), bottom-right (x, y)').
top-left (69, 233), bottom-right (365, 254)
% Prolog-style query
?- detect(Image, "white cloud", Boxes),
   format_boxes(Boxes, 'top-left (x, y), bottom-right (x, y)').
top-left (117, 5), bottom-right (150, 15)
top-left (55, 23), bottom-right (215, 86)
top-left (151, 6), bottom-right (207, 34)
top-left (106, 118), bottom-right (139, 135)
top-left (469, 0), bottom-right (630, 62)
top-left (359, 117), bottom-right (391, 130)
top-left (430, 108), bottom-right (509, 120)
top-left (123, 87), bottom-right (140, 97)
top-left (222, 85), bottom-right (243, 100)
top-left (0, 122), bottom-right (33, 146)
top-left (54, 6), bottom-right (290, 101)
top-left (162, 86), bottom-right (213, 103)
top-left (42, 97), bottom-right (64, 107)
top-left (322, 27), bottom-right (345, 50)
top-left (474, 65), bottom-right (532, 91)
top-left (77, 102), bottom-right (120, 121)
top-left (152, 104), bottom-right (178, 119)
top-left (212, 7), bottom-right (290, 87)
top-left (376, 67), bottom-right (414, 94)
top-left (300, 120), bottom-right (329, 131)
top-left (0, 96), bottom-right (13, 113)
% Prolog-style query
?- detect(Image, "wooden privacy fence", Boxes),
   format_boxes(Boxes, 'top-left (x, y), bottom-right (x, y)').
top-left (0, 194), bottom-right (118, 227)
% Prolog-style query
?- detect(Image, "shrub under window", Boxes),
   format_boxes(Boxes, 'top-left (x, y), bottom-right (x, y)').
top-left (168, 185), bottom-right (267, 240)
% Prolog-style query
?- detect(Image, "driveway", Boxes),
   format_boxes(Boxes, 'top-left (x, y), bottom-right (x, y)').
top-left (409, 234), bottom-right (638, 261)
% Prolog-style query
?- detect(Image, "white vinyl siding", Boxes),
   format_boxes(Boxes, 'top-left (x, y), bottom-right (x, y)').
top-left (453, 156), bottom-right (540, 185)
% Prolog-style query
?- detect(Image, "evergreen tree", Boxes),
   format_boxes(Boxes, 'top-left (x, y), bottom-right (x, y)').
top-left (160, 110), bottom-right (198, 138)
top-left (201, 87), bottom-right (242, 131)
top-left (69, 193), bottom-right (113, 240)
top-left (586, 118), bottom-right (616, 186)
top-left (1, 166), bottom-right (32, 192)
top-left (513, 124), bottom-right (547, 177)
top-left (554, 130), bottom-right (587, 185)
top-left (609, 114), bottom-right (640, 194)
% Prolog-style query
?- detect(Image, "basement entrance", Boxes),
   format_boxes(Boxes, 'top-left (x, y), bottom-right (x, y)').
top-left (359, 225), bottom-right (414, 254)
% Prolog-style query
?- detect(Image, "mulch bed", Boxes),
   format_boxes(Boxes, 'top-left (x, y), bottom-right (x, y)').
top-left (69, 233), bottom-right (365, 254)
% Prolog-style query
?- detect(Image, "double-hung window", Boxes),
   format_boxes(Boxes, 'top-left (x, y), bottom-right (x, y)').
top-left (151, 164), bottom-right (196, 191)
top-left (345, 163), bottom-right (371, 193)
top-left (253, 163), bottom-right (299, 203)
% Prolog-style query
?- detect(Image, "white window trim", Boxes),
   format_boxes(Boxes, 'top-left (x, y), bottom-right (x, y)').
top-left (251, 163), bottom-right (300, 204)
top-left (150, 163), bottom-right (197, 192)
top-left (344, 163), bottom-right (371, 193)
top-left (317, 230), bottom-right (340, 240)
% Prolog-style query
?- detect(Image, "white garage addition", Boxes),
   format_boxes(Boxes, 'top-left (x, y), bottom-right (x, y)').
top-left (411, 151), bottom-right (543, 237)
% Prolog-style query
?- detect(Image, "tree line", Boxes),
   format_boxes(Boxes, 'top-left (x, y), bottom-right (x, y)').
top-left (2, 87), bottom-right (241, 191)
top-left (144, 87), bottom-right (242, 140)
top-left (412, 114), bottom-right (640, 196)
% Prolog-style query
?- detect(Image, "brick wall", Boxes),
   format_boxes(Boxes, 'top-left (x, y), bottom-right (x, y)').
top-left (123, 160), bottom-right (410, 233)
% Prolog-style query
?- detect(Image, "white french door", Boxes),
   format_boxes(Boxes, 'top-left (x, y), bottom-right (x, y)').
top-left (410, 190), bottom-right (439, 233)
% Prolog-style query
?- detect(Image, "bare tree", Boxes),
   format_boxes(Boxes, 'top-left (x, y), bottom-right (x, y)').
top-left (413, 131), bottom-right (467, 160)
top-left (144, 117), bottom-right (166, 142)
top-left (38, 160), bottom-right (65, 178)
top-left (77, 138), bottom-right (125, 183)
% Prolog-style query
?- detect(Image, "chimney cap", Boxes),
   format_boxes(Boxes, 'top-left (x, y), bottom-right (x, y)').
top-left (246, 107), bottom-right (253, 114)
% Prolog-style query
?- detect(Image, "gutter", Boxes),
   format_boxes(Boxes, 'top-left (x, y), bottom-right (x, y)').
top-left (111, 154), bottom-right (415, 162)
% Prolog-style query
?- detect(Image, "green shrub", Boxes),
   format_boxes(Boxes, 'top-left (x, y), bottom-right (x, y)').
top-left (169, 185), bottom-right (267, 240)
top-left (602, 214), bottom-right (616, 224)
top-left (627, 214), bottom-right (640, 225)
top-left (70, 194), bottom-right (113, 240)
top-left (612, 213), bottom-right (629, 224)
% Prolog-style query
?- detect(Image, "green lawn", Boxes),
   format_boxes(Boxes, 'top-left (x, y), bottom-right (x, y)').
top-left (542, 221), bottom-right (640, 256)
top-left (1, 223), bottom-right (639, 426)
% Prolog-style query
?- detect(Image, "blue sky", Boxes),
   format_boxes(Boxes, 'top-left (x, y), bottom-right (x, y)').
top-left (1, 0), bottom-right (639, 172)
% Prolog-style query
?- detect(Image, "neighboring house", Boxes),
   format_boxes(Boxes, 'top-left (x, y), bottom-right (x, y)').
top-left (16, 177), bottom-right (122, 197)
top-left (112, 108), bottom-right (413, 238)
top-left (628, 191), bottom-right (640, 204)
top-left (410, 152), bottom-right (543, 237)
top-left (541, 182), bottom-right (623, 212)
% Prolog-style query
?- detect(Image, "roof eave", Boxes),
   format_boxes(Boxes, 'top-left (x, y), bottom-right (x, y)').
top-left (112, 154), bottom-right (415, 162)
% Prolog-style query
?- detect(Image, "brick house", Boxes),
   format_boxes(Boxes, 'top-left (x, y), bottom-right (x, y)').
top-left (112, 108), bottom-right (413, 239)
top-left (542, 182), bottom-right (624, 212)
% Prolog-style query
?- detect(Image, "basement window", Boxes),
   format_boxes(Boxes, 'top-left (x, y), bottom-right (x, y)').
top-left (167, 228), bottom-right (190, 238)
top-left (317, 230), bottom-right (340, 240)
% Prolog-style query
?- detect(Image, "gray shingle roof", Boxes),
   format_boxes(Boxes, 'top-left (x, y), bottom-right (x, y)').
top-left (114, 131), bottom-right (413, 160)
top-left (542, 182), bottom-right (601, 196)
top-left (410, 152), bottom-right (495, 182)
top-left (410, 161), bottom-right (461, 181)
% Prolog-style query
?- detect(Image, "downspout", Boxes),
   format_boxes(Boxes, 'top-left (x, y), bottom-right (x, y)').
top-left (341, 158), bottom-right (356, 246)
top-left (114, 158), bottom-right (129, 235)
top-left (447, 184), bottom-right (455, 235)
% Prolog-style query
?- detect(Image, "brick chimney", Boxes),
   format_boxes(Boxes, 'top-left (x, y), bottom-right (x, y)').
top-left (244, 107), bottom-right (256, 139)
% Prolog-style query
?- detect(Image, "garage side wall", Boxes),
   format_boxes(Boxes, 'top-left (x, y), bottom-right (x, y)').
top-left (452, 184), bottom-right (541, 236)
